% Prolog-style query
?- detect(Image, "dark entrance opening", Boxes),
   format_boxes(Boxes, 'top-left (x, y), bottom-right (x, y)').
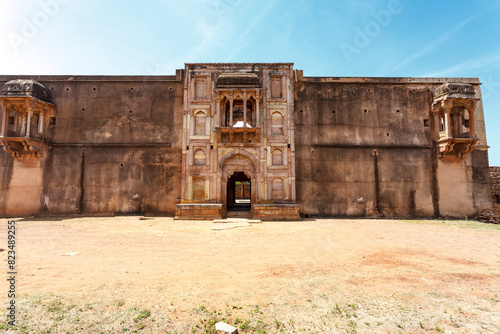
top-left (227, 172), bottom-right (251, 211)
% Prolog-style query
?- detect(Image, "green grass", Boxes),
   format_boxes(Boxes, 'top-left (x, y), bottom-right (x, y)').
top-left (399, 219), bottom-right (500, 231)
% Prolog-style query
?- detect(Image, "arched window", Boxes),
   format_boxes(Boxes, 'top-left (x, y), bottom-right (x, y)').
top-left (194, 149), bottom-right (206, 166)
top-left (194, 111), bottom-right (206, 135)
top-left (272, 178), bottom-right (283, 200)
top-left (193, 177), bottom-right (205, 200)
top-left (272, 148), bottom-right (283, 166)
top-left (271, 112), bottom-right (283, 135)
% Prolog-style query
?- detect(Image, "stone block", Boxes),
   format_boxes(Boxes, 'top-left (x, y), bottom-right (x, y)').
top-left (215, 322), bottom-right (238, 334)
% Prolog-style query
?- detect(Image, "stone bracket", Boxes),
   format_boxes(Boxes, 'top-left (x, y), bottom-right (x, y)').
top-left (0, 136), bottom-right (44, 158)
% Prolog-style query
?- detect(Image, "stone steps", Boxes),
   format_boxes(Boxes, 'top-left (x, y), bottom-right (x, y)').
top-left (225, 211), bottom-right (253, 218)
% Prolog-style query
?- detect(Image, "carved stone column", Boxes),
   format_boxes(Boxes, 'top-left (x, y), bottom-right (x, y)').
top-left (0, 101), bottom-right (8, 137)
top-left (465, 99), bottom-right (477, 137)
top-left (256, 90), bottom-right (260, 126)
top-left (215, 91), bottom-right (220, 128)
top-left (229, 90), bottom-right (233, 127)
top-left (243, 89), bottom-right (247, 127)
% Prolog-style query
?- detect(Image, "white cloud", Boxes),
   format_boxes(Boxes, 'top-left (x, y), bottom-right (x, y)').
top-left (422, 53), bottom-right (500, 78)
top-left (391, 16), bottom-right (476, 73)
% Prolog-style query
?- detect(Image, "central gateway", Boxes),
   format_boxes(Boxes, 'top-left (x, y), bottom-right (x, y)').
top-left (175, 63), bottom-right (300, 220)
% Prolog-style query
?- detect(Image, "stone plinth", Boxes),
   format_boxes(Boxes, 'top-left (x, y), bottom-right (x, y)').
top-left (253, 204), bottom-right (300, 220)
top-left (175, 203), bottom-right (223, 220)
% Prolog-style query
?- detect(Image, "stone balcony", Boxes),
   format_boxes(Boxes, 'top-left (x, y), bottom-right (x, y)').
top-left (215, 127), bottom-right (261, 144)
top-left (436, 133), bottom-right (478, 159)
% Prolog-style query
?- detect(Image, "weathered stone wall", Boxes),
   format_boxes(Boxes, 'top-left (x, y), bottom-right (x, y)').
top-left (0, 69), bottom-right (492, 218)
top-left (294, 76), bottom-right (491, 218)
top-left (491, 167), bottom-right (500, 203)
top-left (0, 74), bottom-right (184, 216)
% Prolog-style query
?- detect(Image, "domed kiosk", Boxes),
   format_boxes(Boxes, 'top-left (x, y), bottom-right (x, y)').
top-left (0, 79), bottom-right (56, 158)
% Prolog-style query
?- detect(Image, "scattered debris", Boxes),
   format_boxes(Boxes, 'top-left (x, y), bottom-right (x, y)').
top-left (211, 223), bottom-right (251, 230)
top-left (58, 252), bottom-right (80, 256)
top-left (478, 205), bottom-right (500, 224)
top-left (213, 218), bottom-right (261, 224)
top-left (215, 322), bottom-right (238, 334)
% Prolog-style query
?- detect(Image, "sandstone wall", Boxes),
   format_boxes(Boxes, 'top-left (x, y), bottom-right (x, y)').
top-left (0, 74), bottom-right (184, 216)
top-left (491, 167), bottom-right (500, 203)
top-left (294, 76), bottom-right (491, 218)
top-left (0, 71), bottom-right (492, 218)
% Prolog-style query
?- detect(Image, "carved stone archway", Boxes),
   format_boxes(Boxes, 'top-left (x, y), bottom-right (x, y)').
top-left (219, 151), bottom-right (259, 214)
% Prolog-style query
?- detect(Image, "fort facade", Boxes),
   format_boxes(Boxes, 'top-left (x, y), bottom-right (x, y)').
top-left (0, 63), bottom-right (492, 219)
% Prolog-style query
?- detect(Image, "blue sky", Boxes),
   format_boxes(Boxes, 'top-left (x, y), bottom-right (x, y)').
top-left (1, 0), bottom-right (499, 165)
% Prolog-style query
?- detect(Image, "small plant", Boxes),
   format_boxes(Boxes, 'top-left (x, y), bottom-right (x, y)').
top-left (234, 317), bottom-right (243, 324)
top-left (255, 319), bottom-right (267, 332)
top-left (47, 301), bottom-right (63, 313)
top-left (419, 321), bottom-right (425, 329)
top-left (194, 305), bottom-right (207, 314)
top-left (117, 300), bottom-right (125, 307)
top-left (274, 318), bottom-right (284, 330)
top-left (435, 325), bottom-right (444, 333)
top-left (133, 309), bottom-right (151, 323)
top-left (251, 305), bottom-right (263, 315)
top-left (240, 320), bottom-right (250, 330)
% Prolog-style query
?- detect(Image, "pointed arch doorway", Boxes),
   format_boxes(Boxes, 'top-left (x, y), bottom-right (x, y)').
top-left (220, 150), bottom-right (259, 217)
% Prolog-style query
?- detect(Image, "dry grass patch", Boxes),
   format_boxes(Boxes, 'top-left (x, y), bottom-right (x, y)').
top-left (1, 216), bottom-right (499, 333)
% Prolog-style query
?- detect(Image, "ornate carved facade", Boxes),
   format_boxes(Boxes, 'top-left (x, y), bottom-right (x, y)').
top-left (431, 83), bottom-right (479, 159)
top-left (0, 80), bottom-right (55, 158)
top-left (175, 64), bottom-right (300, 219)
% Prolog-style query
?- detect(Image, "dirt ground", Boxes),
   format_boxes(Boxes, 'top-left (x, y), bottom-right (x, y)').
top-left (1, 216), bottom-right (500, 333)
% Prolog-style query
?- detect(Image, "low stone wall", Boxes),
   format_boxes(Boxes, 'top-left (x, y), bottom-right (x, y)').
top-left (491, 167), bottom-right (500, 203)
top-left (175, 203), bottom-right (223, 220)
top-left (478, 167), bottom-right (500, 224)
top-left (253, 204), bottom-right (300, 221)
